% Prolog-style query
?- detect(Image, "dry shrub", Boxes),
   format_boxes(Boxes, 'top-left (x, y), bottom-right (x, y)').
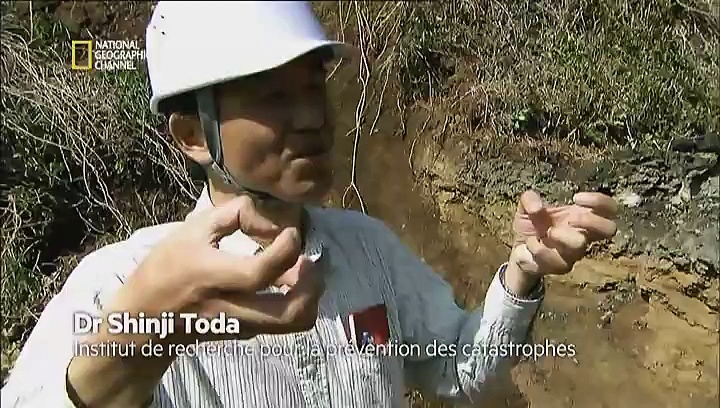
top-left (0, 10), bottom-right (198, 375)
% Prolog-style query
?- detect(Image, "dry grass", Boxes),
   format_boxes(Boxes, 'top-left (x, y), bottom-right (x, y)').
top-left (0, 9), bottom-right (198, 379)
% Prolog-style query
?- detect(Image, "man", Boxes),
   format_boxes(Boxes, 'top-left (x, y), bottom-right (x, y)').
top-left (2, 2), bottom-right (617, 407)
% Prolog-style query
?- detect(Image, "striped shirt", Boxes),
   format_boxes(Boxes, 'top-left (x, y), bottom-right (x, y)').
top-left (1, 188), bottom-right (543, 407)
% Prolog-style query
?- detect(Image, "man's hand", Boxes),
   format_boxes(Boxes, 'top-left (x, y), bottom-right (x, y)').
top-left (67, 196), bottom-right (323, 408)
top-left (505, 190), bottom-right (618, 296)
top-left (113, 195), bottom-right (324, 339)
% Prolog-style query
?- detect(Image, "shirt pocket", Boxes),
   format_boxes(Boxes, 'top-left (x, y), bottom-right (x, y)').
top-left (329, 303), bottom-right (407, 406)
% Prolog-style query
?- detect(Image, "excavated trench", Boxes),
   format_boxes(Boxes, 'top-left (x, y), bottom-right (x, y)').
top-left (327, 64), bottom-right (719, 407)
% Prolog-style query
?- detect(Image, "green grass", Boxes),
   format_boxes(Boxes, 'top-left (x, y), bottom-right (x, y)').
top-left (317, 0), bottom-right (719, 149)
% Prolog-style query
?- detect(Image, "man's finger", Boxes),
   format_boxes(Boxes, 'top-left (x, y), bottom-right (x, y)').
top-left (517, 190), bottom-right (545, 215)
top-left (573, 192), bottom-right (618, 219)
top-left (204, 259), bottom-right (324, 334)
top-left (200, 251), bottom-right (281, 292)
top-left (285, 256), bottom-right (325, 300)
top-left (274, 255), bottom-right (307, 287)
top-left (198, 293), bottom-right (305, 336)
top-left (568, 212), bottom-right (617, 241)
top-left (545, 226), bottom-right (586, 262)
top-left (517, 190), bottom-right (554, 237)
top-left (204, 228), bottom-right (303, 291)
top-left (207, 196), bottom-right (280, 241)
top-left (546, 226), bottom-right (587, 251)
top-left (527, 236), bottom-right (573, 275)
top-left (249, 227), bottom-right (304, 286)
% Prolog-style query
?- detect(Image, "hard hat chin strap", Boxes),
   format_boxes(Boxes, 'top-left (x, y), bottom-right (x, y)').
top-left (195, 87), bottom-right (284, 204)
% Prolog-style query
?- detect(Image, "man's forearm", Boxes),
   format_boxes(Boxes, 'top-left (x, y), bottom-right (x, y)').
top-left (451, 264), bottom-right (543, 403)
top-left (67, 331), bottom-right (173, 408)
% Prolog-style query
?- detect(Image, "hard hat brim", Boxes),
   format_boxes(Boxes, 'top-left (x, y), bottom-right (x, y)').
top-left (149, 40), bottom-right (358, 114)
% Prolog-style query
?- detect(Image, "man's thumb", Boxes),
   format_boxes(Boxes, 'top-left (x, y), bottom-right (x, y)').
top-left (517, 190), bottom-right (545, 215)
top-left (510, 243), bottom-right (540, 275)
top-left (207, 196), bottom-right (279, 240)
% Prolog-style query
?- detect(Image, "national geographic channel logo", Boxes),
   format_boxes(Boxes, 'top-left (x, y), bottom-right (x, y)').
top-left (71, 39), bottom-right (146, 71)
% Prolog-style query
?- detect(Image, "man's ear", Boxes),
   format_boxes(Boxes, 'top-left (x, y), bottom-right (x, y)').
top-left (168, 113), bottom-right (212, 165)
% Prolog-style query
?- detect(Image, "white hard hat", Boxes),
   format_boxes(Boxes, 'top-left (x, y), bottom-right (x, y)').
top-left (146, 1), bottom-right (354, 114)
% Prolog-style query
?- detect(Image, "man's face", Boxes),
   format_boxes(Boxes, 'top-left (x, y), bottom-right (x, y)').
top-left (173, 50), bottom-right (335, 203)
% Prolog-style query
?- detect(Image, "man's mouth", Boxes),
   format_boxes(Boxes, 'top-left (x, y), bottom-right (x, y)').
top-left (293, 144), bottom-right (331, 159)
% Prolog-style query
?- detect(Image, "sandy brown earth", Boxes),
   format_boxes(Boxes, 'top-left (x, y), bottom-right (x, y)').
top-left (331, 112), bottom-right (719, 408)
top-left (7, 1), bottom-right (719, 407)
top-left (327, 66), bottom-right (719, 407)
